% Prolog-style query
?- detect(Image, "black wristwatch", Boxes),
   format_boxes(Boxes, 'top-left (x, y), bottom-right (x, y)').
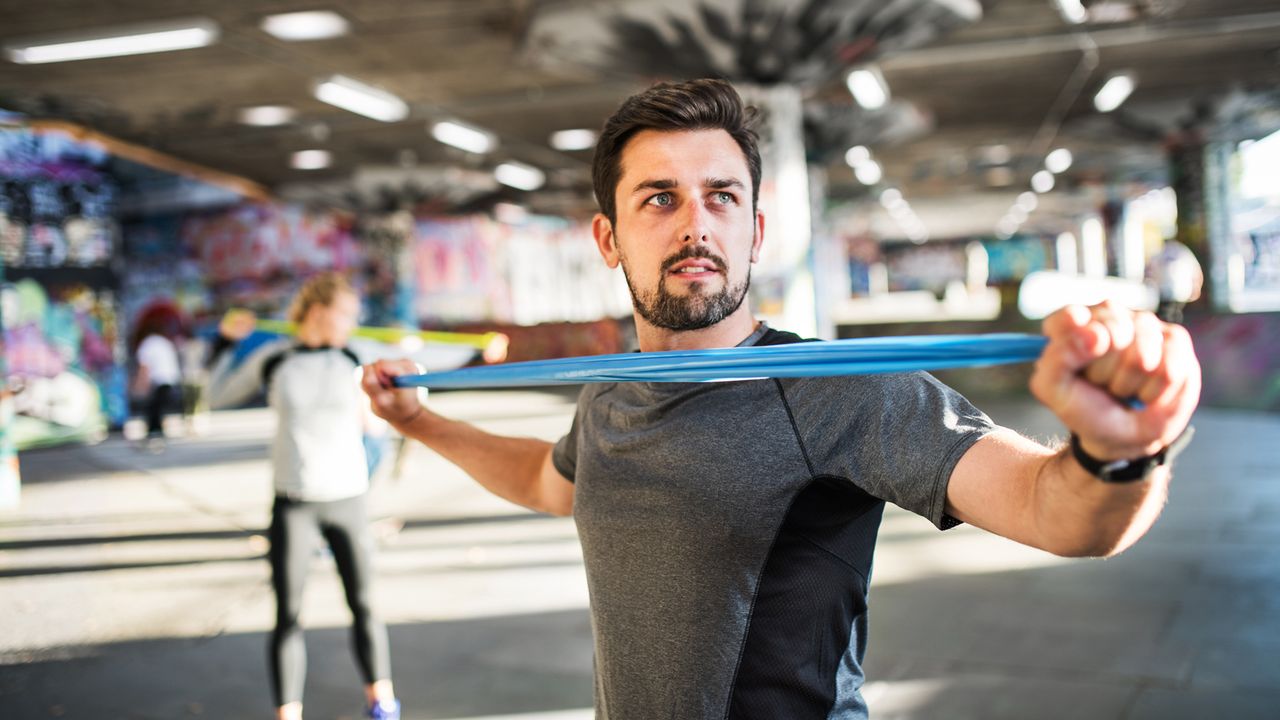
top-left (1069, 426), bottom-right (1195, 483)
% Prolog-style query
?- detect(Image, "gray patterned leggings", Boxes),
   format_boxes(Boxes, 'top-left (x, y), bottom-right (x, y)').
top-left (268, 494), bottom-right (392, 706)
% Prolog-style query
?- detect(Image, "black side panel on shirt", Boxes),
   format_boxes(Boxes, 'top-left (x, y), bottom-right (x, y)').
top-left (726, 476), bottom-right (884, 719)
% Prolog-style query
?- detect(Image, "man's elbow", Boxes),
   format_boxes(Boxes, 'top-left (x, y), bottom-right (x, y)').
top-left (1043, 527), bottom-right (1145, 559)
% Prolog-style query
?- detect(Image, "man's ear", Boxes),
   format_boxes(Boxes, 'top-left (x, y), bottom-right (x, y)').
top-left (750, 208), bottom-right (765, 264)
top-left (592, 213), bottom-right (621, 269)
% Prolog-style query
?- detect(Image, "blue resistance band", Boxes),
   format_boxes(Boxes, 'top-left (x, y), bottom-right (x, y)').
top-left (393, 333), bottom-right (1049, 389)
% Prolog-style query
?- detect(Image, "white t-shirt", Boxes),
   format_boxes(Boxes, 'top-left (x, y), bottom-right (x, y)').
top-left (137, 335), bottom-right (182, 386)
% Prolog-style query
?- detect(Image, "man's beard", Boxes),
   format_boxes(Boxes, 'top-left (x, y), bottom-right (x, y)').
top-left (620, 244), bottom-right (751, 331)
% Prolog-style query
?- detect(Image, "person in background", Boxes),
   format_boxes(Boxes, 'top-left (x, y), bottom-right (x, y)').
top-left (207, 272), bottom-right (400, 720)
top-left (133, 322), bottom-right (181, 451)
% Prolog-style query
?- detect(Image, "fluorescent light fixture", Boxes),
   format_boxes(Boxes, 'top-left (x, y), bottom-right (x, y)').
top-left (1052, 0), bottom-right (1088, 24)
top-left (432, 120), bottom-right (496, 154)
top-left (1094, 72), bottom-right (1136, 113)
top-left (495, 162), bottom-right (545, 191)
top-left (844, 145), bottom-right (871, 168)
top-left (879, 187), bottom-right (905, 208)
top-left (854, 159), bottom-right (883, 186)
top-left (261, 11), bottom-right (350, 41)
top-left (550, 129), bottom-right (597, 151)
top-left (846, 67), bottom-right (890, 110)
top-left (1031, 170), bottom-right (1056, 193)
top-left (237, 105), bottom-right (296, 127)
top-left (1045, 148), bottom-right (1074, 173)
top-left (4, 18), bottom-right (219, 64)
top-left (291, 149), bottom-right (331, 170)
top-left (313, 75), bottom-right (408, 122)
top-left (1016, 191), bottom-right (1039, 212)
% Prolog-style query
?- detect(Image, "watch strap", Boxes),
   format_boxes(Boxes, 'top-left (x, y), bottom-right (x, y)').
top-left (1070, 425), bottom-right (1195, 483)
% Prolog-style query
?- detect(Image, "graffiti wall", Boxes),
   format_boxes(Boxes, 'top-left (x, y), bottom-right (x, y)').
top-left (2, 279), bottom-right (119, 446)
top-left (0, 130), bottom-right (118, 270)
top-left (1181, 311), bottom-right (1280, 412)
top-left (182, 203), bottom-right (360, 314)
top-left (412, 215), bottom-right (631, 328)
top-left (1, 127), bottom-right (123, 446)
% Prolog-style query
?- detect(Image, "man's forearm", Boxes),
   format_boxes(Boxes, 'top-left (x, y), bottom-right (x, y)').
top-left (1032, 447), bottom-right (1171, 557)
top-left (395, 409), bottom-right (556, 512)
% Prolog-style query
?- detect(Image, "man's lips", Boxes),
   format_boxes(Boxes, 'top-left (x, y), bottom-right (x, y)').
top-left (666, 259), bottom-right (722, 277)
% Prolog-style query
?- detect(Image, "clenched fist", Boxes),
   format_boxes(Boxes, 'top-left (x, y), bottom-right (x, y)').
top-left (1030, 301), bottom-right (1200, 462)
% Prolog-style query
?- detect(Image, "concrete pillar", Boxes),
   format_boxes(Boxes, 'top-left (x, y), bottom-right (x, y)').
top-left (740, 84), bottom-right (823, 339)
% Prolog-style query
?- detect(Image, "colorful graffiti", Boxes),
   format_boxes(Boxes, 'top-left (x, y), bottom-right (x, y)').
top-left (2, 127), bottom-right (124, 446)
top-left (184, 203), bottom-right (358, 284)
top-left (1181, 311), bottom-right (1280, 412)
top-left (1, 279), bottom-right (120, 447)
top-left (0, 129), bottom-right (119, 270)
top-left (411, 215), bottom-right (631, 327)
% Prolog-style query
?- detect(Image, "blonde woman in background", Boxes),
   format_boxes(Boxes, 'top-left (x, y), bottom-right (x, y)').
top-left (208, 273), bottom-right (399, 720)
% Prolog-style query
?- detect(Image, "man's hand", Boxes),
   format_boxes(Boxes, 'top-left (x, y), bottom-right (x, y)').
top-left (361, 359), bottom-right (425, 428)
top-left (218, 309), bottom-right (257, 341)
top-left (1030, 301), bottom-right (1200, 461)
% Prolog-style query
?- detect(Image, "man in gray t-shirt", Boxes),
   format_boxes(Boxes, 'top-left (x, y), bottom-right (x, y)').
top-left (364, 79), bottom-right (1200, 719)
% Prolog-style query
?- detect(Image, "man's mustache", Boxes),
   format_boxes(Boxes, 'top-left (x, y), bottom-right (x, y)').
top-left (660, 246), bottom-right (728, 274)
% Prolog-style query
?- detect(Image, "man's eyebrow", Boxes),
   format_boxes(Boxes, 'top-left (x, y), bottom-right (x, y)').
top-left (705, 177), bottom-right (746, 190)
top-left (631, 179), bottom-right (677, 194)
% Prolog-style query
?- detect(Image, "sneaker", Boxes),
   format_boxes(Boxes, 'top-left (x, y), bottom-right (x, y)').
top-left (367, 699), bottom-right (400, 720)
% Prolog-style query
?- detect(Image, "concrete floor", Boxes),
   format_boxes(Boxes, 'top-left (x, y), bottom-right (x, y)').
top-left (1, 387), bottom-right (1278, 719)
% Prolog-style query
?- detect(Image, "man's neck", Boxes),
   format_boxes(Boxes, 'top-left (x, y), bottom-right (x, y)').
top-left (634, 307), bottom-right (760, 352)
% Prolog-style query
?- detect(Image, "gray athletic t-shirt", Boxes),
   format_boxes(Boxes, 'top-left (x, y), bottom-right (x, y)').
top-left (552, 325), bottom-right (994, 719)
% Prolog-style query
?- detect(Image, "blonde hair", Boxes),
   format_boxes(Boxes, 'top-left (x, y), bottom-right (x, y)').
top-left (287, 272), bottom-right (355, 324)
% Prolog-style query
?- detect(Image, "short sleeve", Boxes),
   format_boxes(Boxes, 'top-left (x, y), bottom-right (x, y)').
top-left (781, 372), bottom-right (995, 530)
top-left (551, 387), bottom-right (594, 483)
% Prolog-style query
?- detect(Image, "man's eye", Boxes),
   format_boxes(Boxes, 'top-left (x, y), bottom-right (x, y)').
top-left (649, 193), bottom-right (672, 207)
top-left (714, 192), bottom-right (735, 204)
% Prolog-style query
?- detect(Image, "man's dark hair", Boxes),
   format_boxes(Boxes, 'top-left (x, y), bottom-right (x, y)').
top-left (592, 78), bottom-right (762, 225)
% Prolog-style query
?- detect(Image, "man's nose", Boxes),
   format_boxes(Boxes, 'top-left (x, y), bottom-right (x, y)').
top-left (679, 200), bottom-right (711, 244)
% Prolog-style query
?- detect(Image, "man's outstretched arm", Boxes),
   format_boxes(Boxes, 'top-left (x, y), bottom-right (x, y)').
top-left (361, 359), bottom-right (575, 517)
top-left (945, 301), bottom-right (1201, 557)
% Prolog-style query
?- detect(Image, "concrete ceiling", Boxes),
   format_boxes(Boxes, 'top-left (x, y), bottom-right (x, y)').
top-left (1, 0), bottom-right (1278, 237)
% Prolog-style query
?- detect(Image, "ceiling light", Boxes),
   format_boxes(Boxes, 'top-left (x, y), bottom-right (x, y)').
top-left (4, 18), bottom-right (219, 64)
top-left (237, 105), bottom-right (296, 127)
top-left (853, 159), bottom-right (883, 186)
top-left (1031, 170), bottom-right (1056, 193)
top-left (846, 67), bottom-right (890, 110)
top-left (1016, 191), bottom-right (1039, 212)
top-left (261, 11), bottom-right (350, 41)
top-left (550, 129), bottom-right (597, 151)
top-left (1094, 72), bottom-right (1136, 113)
top-left (495, 162), bottom-right (545, 191)
top-left (1045, 148), bottom-right (1074, 174)
top-left (291, 149), bottom-right (331, 170)
top-left (845, 145), bottom-right (871, 168)
top-left (313, 75), bottom-right (408, 122)
top-left (1052, 0), bottom-right (1088, 24)
top-left (879, 187), bottom-right (904, 208)
top-left (431, 120), bottom-right (497, 154)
